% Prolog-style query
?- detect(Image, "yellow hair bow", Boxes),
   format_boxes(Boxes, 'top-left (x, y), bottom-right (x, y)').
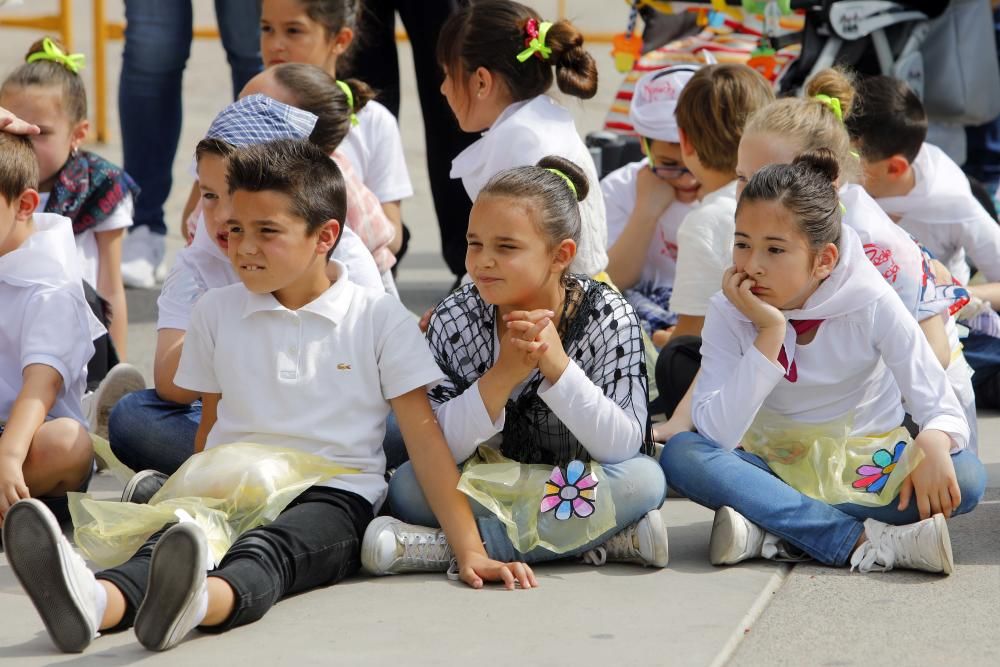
top-left (27, 37), bottom-right (85, 74)
top-left (335, 80), bottom-right (359, 127)
top-left (516, 19), bottom-right (553, 63)
top-left (813, 94), bottom-right (842, 122)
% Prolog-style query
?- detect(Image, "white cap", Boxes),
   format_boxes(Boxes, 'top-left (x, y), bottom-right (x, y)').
top-left (629, 66), bottom-right (699, 142)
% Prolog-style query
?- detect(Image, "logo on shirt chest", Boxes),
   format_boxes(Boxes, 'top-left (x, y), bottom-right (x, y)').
top-left (337, 363), bottom-right (352, 371)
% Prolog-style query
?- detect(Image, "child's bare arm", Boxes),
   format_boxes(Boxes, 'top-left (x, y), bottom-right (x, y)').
top-left (194, 393), bottom-right (220, 454)
top-left (391, 387), bottom-right (537, 590)
top-left (153, 329), bottom-right (200, 405)
top-left (0, 364), bottom-right (62, 513)
top-left (918, 313), bottom-right (951, 369)
top-left (380, 201), bottom-right (404, 255)
top-left (95, 228), bottom-right (129, 360)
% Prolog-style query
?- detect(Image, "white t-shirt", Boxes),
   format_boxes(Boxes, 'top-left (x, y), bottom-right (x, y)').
top-left (174, 263), bottom-right (443, 509)
top-left (670, 181), bottom-right (738, 317)
top-left (38, 191), bottom-right (134, 288)
top-left (338, 101), bottom-right (413, 203)
top-left (602, 160), bottom-right (693, 290)
top-left (693, 226), bottom-right (969, 453)
top-left (450, 95), bottom-right (608, 276)
top-left (157, 215), bottom-right (385, 331)
top-left (877, 142), bottom-right (1000, 285)
top-left (0, 214), bottom-right (106, 425)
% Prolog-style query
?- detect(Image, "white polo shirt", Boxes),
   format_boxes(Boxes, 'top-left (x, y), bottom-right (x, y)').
top-left (0, 214), bottom-right (105, 425)
top-left (173, 263), bottom-right (443, 509)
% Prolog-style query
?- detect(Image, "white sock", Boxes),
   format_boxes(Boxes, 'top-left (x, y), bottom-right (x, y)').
top-left (92, 578), bottom-right (108, 636)
top-left (191, 584), bottom-right (209, 628)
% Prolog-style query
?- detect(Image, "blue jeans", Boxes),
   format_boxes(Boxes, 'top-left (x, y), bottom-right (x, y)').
top-left (109, 389), bottom-right (409, 476)
top-left (387, 455), bottom-right (666, 563)
top-left (120, 0), bottom-right (262, 235)
top-left (661, 432), bottom-right (987, 566)
top-left (108, 389), bottom-right (201, 475)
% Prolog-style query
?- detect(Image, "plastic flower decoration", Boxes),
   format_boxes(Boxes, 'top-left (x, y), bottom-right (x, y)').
top-left (540, 460), bottom-right (598, 520)
top-left (853, 441), bottom-right (906, 493)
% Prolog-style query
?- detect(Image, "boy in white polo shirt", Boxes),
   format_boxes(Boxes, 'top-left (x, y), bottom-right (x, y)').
top-left (0, 133), bottom-right (103, 527)
top-left (3, 139), bottom-right (534, 655)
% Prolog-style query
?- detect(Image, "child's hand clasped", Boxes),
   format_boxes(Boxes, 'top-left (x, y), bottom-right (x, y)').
top-left (722, 266), bottom-right (786, 332)
top-left (504, 310), bottom-right (570, 383)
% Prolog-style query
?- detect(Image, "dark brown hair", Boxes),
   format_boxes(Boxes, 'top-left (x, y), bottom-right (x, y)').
top-left (0, 133), bottom-right (39, 204)
top-left (437, 1), bottom-right (598, 102)
top-left (1, 38), bottom-right (87, 123)
top-left (226, 139), bottom-right (346, 257)
top-left (269, 63), bottom-right (373, 153)
top-left (674, 64), bottom-right (774, 173)
top-left (480, 154), bottom-right (588, 248)
top-left (289, 0), bottom-right (361, 63)
top-left (845, 74), bottom-right (927, 163)
top-left (737, 148), bottom-right (842, 251)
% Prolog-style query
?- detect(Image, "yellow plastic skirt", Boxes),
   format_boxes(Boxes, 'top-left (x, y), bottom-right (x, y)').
top-left (457, 446), bottom-right (616, 555)
top-left (69, 442), bottom-right (357, 568)
top-left (741, 412), bottom-right (924, 507)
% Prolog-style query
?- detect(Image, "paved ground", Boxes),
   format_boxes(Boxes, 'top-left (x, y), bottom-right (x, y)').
top-left (0, 2), bottom-right (998, 665)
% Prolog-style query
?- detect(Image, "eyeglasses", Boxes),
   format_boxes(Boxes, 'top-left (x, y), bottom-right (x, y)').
top-left (650, 164), bottom-right (692, 179)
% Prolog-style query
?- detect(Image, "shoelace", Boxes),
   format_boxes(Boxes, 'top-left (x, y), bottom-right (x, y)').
top-left (400, 531), bottom-right (452, 568)
top-left (582, 528), bottom-right (638, 566)
top-left (761, 534), bottom-right (812, 563)
top-left (849, 528), bottom-right (896, 573)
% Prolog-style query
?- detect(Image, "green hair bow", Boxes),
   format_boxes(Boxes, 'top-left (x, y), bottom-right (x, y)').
top-left (813, 94), bottom-right (842, 122)
top-left (335, 80), bottom-right (359, 127)
top-left (27, 37), bottom-right (85, 74)
top-left (516, 19), bottom-right (553, 63)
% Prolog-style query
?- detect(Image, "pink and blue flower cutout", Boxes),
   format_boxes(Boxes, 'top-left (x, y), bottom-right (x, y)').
top-left (540, 460), bottom-right (599, 520)
top-left (853, 441), bottom-right (906, 493)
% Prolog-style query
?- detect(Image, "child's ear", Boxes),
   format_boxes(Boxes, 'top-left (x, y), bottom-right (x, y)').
top-left (315, 219), bottom-right (340, 257)
top-left (812, 242), bottom-right (839, 280)
top-left (473, 66), bottom-right (495, 100)
top-left (885, 154), bottom-right (911, 181)
top-left (15, 188), bottom-right (39, 220)
top-left (551, 238), bottom-right (577, 274)
top-left (331, 27), bottom-right (355, 56)
top-left (70, 119), bottom-right (89, 151)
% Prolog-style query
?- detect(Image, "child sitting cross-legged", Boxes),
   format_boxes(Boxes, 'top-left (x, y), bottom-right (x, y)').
top-left (2, 138), bottom-right (533, 655)
top-left (362, 156), bottom-right (668, 575)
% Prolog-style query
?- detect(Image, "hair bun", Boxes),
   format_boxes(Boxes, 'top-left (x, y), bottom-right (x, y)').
top-left (536, 155), bottom-right (589, 202)
top-left (546, 20), bottom-right (598, 100)
top-left (792, 148), bottom-right (840, 184)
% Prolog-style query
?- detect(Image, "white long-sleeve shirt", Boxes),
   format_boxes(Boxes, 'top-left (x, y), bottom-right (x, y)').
top-left (693, 226), bottom-right (969, 453)
top-left (877, 142), bottom-right (1000, 285)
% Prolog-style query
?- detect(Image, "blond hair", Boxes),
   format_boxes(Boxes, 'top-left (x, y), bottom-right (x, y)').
top-left (743, 67), bottom-right (863, 184)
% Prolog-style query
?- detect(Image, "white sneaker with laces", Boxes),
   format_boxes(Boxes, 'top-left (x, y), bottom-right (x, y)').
top-left (710, 506), bottom-right (809, 565)
top-left (582, 509), bottom-right (669, 568)
top-left (121, 226), bottom-right (165, 289)
top-left (86, 363), bottom-right (147, 440)
top-left (850, 515), bottom-right (954, 575)
top-left (133, 522), bottom-right (209, 651)
top-left (361, 516), bottom-right (453, 575)
top-left (2, 499), bottom-right (102, 653)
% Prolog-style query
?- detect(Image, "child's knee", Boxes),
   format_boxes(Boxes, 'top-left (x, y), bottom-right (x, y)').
top-left (26, 419), bottom-right (93, 474)
top-left (659, 431), bottom-right (708, 475)
top-left (954, 452), bottom-right (988, 515)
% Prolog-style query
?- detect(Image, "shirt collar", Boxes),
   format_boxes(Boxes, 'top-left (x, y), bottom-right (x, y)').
top-left (240, 260), bottom-right (354, 324)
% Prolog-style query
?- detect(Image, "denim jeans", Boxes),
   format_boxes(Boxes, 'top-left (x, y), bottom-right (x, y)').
top-left (387, 455), bottom-right (666, 563)
top-left (97, 487), bottom-right (373, 633)
top-left (109, 389), bottom-right (407, 476)
top-left (661, 432), bottom-right (987, 566)
top-left (108, 389), bottom-right (200, 475)
top-left (120, 0), bottom-right (262, 235)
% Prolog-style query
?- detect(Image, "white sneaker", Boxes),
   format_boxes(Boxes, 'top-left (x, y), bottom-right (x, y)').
top-left (850, 515), bottom-right (954, 575)
top-left (85, 363), bottom-right (146, 441)
top-left (583, 509), bottom-right (669, 568)
top-left (361, 516), bottom-right (453, 575)
top-left (3, 499), bottom-right (101, 653)
top-left (134, 522), bottom-right (209, 651)
top-left (710, 506), bottom-right (812, 566)
top-left (121, 226), bottom-right (165, 289)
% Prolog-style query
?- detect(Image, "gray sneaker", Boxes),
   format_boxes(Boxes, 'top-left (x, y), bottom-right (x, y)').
top-left (85, 363), bottom-right (146, 441)
top-left (133, 522), bottom-right (208, 651)
top-left (361, 516), bottom-right (453, 575)
top-left (582, 509), bottom-right (669, 568)
top-left (121, 470), bottom-right (169, 504)
top-left (2, 499), bottom-right (101, 653)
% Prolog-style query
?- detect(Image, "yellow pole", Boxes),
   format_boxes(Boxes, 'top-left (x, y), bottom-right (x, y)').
top-left (93, 0), bottom-right (108, 142)
top-left (59, 0), bottom-right (73, 51)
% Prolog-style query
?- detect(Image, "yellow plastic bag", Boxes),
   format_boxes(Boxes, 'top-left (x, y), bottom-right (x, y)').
top-left (742, 412), bottom-right (924, 507)
top-left (457, 446), bottom-right (616, 554)
top-left (69, 442), bottom-right (357, 567)
top-left (90, 433), bottom-right (136, 484)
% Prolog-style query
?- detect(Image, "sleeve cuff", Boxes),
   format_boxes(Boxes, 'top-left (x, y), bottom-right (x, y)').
top-left (747, 344), bottom-right (787, 378)
top-left (22, 354), bottom-right (73, 394)
top-left (172, 370), bottom-right (221, 395)
top-left (923, 416), bottom-right (970, 453)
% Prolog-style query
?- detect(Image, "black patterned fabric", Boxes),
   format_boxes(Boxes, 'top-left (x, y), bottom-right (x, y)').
top-left (427, 275), bottom-right (652, 466)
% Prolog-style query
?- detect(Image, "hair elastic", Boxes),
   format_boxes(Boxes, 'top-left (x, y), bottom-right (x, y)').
top-left (335, 80), bottom-right (359, 126)
top-left (813, 94), bottom-right (843, 122)
top-left (517, 19), bottom-right (553, 62)
top-left (26, 37), bottom-right (85, 74)
top-left (545, 168), bottom-right (577, 198)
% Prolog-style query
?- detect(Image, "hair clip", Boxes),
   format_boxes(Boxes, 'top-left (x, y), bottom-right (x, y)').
top-left (517, 18), bottom-right (553, 63)
top-left (26, 37), bottom-right (85, 74)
